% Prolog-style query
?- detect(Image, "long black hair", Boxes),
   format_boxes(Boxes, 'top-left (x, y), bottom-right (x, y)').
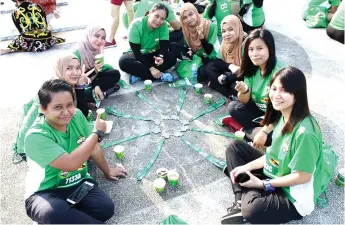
top-left (239, 29), bottom-right (277, 79)
top-left (208, 0), bottom-right (217, 19)
top-left (261, 66), bottom-right (311, 134)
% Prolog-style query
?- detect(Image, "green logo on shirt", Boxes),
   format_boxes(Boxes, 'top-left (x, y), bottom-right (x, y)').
top-left (77, 136), bottom-right (86, 145)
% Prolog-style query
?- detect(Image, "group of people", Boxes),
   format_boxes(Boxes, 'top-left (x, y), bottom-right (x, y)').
top-left (9, 0), bottom-right (329, 224)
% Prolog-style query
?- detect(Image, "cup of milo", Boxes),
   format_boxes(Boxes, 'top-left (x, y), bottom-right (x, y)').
top-left (156, 168), bottom-right (168, 179)
top-left (167, 170), bottom-right (179, 186)
top-left (335, 168), bottom-right (345, 187)
top-left (204, 93), bottom-right (212, 105)
top-left (96, 108), bottom-right (106, 120)
top-left (194, 83), bottom-right (203, 95)
top-left (95, 54), bottom-right (104, 64)
top-left (153, 178), bottom-right (166, 192)
top-left (235, 130), bottom-right (245, 140)
top-left (144, 80), bottom-right (152, 92)
top-left (113, 145), bottom-right (124, 160)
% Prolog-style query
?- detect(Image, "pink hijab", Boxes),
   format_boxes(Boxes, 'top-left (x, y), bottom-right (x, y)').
top-left (75, 25), bottom-right (104, 71)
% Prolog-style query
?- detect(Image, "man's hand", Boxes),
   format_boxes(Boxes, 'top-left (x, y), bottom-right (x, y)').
top-left (105, 164), bottom-right (128, 181)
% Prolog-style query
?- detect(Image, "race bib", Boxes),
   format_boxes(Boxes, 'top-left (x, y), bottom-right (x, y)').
top-left (57, 162), bottom-right (88, 188)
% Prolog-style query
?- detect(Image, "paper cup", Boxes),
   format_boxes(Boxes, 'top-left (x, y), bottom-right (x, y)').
top-left (335, 168), bottom-right (345, 187)
top-left (235, 131), bottom-right (245, 140)
top-left (96, 108), bottom-right (106, 120)
top-left (153, 178), bottom-right (166, 192)
top-left (156, 168), bottom-right (168, 179)
top-left (204, 93), bottom-right (212, 105)
top-left (194, 83), bottom-right (203, 95)
top-left (95, 54), bottom-right (104, 64)
top-left (167, 170), bottom-right (179, 186)
top-left (105, 121), bottom-right (113, 134)
top-left (113, 145), bottom-right (124, 160)
top-left (144, 80), bottom-right (152, 92)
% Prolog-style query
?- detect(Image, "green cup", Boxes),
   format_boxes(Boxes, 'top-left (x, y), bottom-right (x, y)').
top-left (194, 83), bottom-right (203, 95)
top-left (156, 168), bottom-right (168, 179)
top-left (113, 145), bottom-right (124, 160)
top-left (154, 178), bottom-right (166, 192)
top-left (335, 168), bottom-right (345, 187)
top-left (87, 110), bottom-right (93, 122)
top-left (96, 108), bottom-right (106, 120)
top-left (144, 80), bottom-right (152, 92)
top-left (167, 170), bottom-right (179, 186)
top-left (235, 131), bottom-right (245, 140)
top-left (204, 93), bottom-right (212, 105)
top-left (95, 54), bottom-right (104, 64)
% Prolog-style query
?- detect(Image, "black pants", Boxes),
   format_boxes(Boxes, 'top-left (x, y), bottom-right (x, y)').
top-left (326, 25), bottom-right (344, 44)
top-left (225, 140), bottom-right (303, 224)
top-left (204, 59), bottom-right (239, 97)
top-left (228, 100), bottom-right (272, 145)
top-left (25, 180), bottom-right (114, 224)
top-left (169, 28), bottom-right (183, 44)
top-left (119, 51), bottom-right (177, 80)
top-left (240, 19), bottom-right (264, 34)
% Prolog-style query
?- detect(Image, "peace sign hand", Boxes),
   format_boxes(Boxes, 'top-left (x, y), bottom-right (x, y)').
top-left (77, 64), bottom-right (92, 85)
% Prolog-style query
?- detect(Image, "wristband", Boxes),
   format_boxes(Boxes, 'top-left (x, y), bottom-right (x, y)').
top-left (75, 84), bottom-right (87, 89)
top-left (242, 86), bottom-right (249, 94)
top-left (261, 130), bottom-right (269, 135)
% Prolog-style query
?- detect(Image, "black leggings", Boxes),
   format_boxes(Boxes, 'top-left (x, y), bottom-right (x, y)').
top-left (326, 25), bottom-right (344, 44)
top-left (225, 140), bottom-right (303, 224)
top-left (204, 59), bottom-right (239, 97)
top-left (228, 100), bottom-right (272, 145)
top-left (169, 28), bottom-right (183, 44)
top-left (240, 19), bottom-right (264, 34)
top-left (119, 51), bottom-right (177, 80)
top-left (25, 180), bottom-right (114, 224)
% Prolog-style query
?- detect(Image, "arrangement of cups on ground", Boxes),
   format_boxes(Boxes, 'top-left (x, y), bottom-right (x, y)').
top-left (153, 168), bottom-right (180, 193)
top-left (194, 83), bottom-right (214, 106)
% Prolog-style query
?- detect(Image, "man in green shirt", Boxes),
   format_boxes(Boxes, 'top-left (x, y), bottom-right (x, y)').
top-left (24, 79), bottom-right (127, 224)
top-left (327, 1), bottom-right (344, 44)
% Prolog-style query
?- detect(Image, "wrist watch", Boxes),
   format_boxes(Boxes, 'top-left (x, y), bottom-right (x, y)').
top-left (263, 179), bottom-right (275, 192)
top-left (92, 130), bottom-right (104, 143)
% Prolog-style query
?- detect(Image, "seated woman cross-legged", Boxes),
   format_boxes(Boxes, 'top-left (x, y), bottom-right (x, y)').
top-left (204, 15), bottom-right (244, 98)
top-left (221, 67), bottom-right (324, 224)
top-left (224, 29), bottom-right (284, 146)
top-left (119, 3), bottom-right (177, 84)
top-left (24, 79), bottom-right (127, 224)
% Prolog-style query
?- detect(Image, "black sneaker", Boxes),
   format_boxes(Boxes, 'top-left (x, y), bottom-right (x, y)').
top-left (221, 201), bottom-right (245, 224)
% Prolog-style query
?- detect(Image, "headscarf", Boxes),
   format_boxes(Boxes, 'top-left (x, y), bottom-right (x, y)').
top-left (54, 53), bottom-right (79, 81)
top-left (219, 15), bottom-right (243, 66)
top-left (75, 25), bottom-right (104, 71)
top-left (180, 3), bottom-right (211, 52)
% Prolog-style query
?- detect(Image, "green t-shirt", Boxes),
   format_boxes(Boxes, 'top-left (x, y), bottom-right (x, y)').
top-left (134, 0), bottom-right (176, 23)
top-left (129, 16), bottom-right (169, 54)
top-left (203, 0), bottom-right (233, 36)
top-left (185, 22), bottom-right (220, 59)
top-left (264, 116), bottom-right (323, 216)
top-left (24, 109), bottom-right (92, 199)
top-left (329, 1), bottom-right (344, 30)
top-left (241, 0), bottom-right (265, 27)
top-left (244, 61), bottom-right (284, 111)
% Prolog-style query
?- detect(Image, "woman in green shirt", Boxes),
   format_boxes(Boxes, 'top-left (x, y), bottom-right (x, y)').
top-left (221, 67), bottom-right (324, 224)
top-left (119, 3), bottom-right (177, 83)
top-left (223, 29), bottom-right (283, 145)
top-left (24, 79), bottom-right (127, 224)
top-left (173, 3), bottom-right (219, 82)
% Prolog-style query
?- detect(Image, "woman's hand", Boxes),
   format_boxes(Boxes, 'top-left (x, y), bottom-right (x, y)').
top-left (154, 56), bottom-right (164, 66)
top-left (76, 64), bottom-right (91, 85)
top-left (149, 67), bottom-right (161, 79)
top-left (230, 164), bottom-right (249, 183)
top-left (94, 86), bottom-right (104, 101)
top-left (218, 74), bottom-right (226, 84)
top-left (196, 26), bottom-right (204, 39)
top-left (105, 163), bottom-right (127, 181)
top-left (95, 60), bottom-right (104, 72)
top-left (94, 113), bottom-right (107, 133)
top-left (235, 81), bottom-right (249, 94)
top-left (239, 171), bottom-right (264, 189)
top-left (253, 130), bottom-right (268, 149)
